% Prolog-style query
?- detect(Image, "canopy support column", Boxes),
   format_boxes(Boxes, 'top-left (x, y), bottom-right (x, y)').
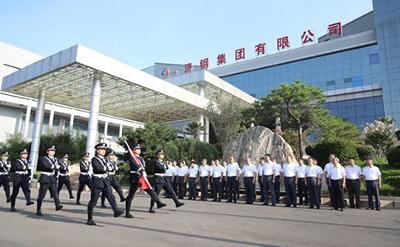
top-left (86, 73), bottom-right (102, 157)
top-left (29, 90), bottom-right (46, 180)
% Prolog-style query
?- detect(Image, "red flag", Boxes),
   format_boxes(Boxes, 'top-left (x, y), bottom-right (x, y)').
top-left (132, 153), bottom-right (152, 191)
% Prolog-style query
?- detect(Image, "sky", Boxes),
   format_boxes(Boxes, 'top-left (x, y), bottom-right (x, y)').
top-left (0, 0), bottom-right (373, 70)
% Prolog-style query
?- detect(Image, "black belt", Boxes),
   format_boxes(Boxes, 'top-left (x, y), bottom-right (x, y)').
top-left (284, 176), bottom-right (295, 179)
top-left (346, 178), bottom-right (359, 181)
top-left (366, 180), bottom-right (378, 182)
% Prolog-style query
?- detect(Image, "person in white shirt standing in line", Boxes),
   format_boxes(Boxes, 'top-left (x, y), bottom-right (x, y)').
top-left (226, 156), bottom-right (241, 203)
top-left (272, 158), bottom-right (282, 203)
top-left (327, 157), bottom-right (346, 211)
top-left (362, 156), bottom-right (382, 210)
top-left (305, 157), bottom-right (323, 209)
top-left (296, 159), bottom-right (308, 206)
top-left (165, 160), bottom-right (177, 198)
top-left (212, 160), bottom-right (224, 202)
top-left (241, 158), bottom-right (257, 204)
top-left (324, 154), bottom-right (336, 207)
top-left (257, 158), bottom-right (265, 202)
top-left (188, 159), bottom-right (199, 200)
top-left (262, 154), bottom-right (276, 206)
top-left (177, 160), bottom-right (188, 199)
top-left (199, 159), bottom-right (210, 201)
top-left (282, 154), bottom-right (298, 208)
top-left (344, 158), bottom-right (361, 209)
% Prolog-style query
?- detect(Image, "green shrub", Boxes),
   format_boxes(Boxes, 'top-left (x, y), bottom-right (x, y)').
top-left (387, 145), bottom-right (400, 166)
top-left (307, 139), bottom-right (358, 167)
top-left (356, 145), bottom-right (375, 160)
top-left (0, 134), bottom-right (30, 161)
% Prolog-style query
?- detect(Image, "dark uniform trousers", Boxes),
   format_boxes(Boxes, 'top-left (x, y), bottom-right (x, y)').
top-left (330, 179), bottom-right (345, 210)
top-left (307, 177), bottom-right (320, 208)
top-left (243, 177), bottom-right (254, 203)
top-left (0, 174), bottom-right (10, 201)
top-left (177, 176), bottom-right (186, 199)
top-left (297, 177), bottom-right (308, 205)
top-left (11, 174), bottom-right (32, 208)
top-left (164, 176), bottom-right (173, 198)
top-left (212, 177), bottom-right (223, 201)
top-left (258, 175), bottom-right (264, 201)
top-left (346, 179), bottom-right (360, 208)
top-left (101, 175), bottom-right (124, 206)
top-left (200, 176), bottom-right (209, 200)
top-left (274, 175), bottom-right (281, 203)
top-left (37, 175), bottom-right (61, 210)
top-left (149, 175), bottom-right (179, 211)
top-left (172, 176), bottom-right (178, 194)
top-left (366, 180), bottom-right (380, 209)
top-left (76, 175), bottom-right (92, 203)
top-left (188, 177), bottom-right (197, 199)
top-left (227, 176), bottom-right (238, 202)
top-left (221, 177), bottom-right (227, 199)
top-left (87, 176), bottom-right (119, 221)
top-left (263, 175), bottom-right (276, 205)
top-left (57, 175), bottom-right (74, 198)
top-left (284, 177), bottom-right (296, 206)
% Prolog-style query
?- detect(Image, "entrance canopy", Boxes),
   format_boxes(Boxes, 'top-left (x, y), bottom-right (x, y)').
top-left (2, 44), bottom-right (209, 122)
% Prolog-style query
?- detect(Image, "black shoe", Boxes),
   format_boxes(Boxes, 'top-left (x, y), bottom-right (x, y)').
top-left (376, 208), bottom-right (381, 211)
top-left (263, 202), bottom-right (269, 206)
top-left (293, 205), bottom-right (297, 208)
top-left (125, 214), bottom-right (134, 218)
top-left (76, 201), bottom-right (81, 205)
top-left (226, 200), bottom-right (232, 203)
top-left (339, 208), bottom-right (344, 211)
top-left (26, 201), bottom-right (34, 206)
top-left (233, 200), bottom-right (237, 203)
top-left (121, 197), bottom-right (126, 202)
top-left (87, 220), bottom-right (96, 226)
top-left (366, 207), bottom-right (373, 210)
top-left (309, 206), bottom-right (314, 209)
top-left (284, 204), bottom-right (290, 207)
top-left (114, 210), bottom-right (124, 217)
top-left (316, 206), bottom-right (320, 209)
top-left (10, 207), bottom-right (16, 212)
top-left (70, 196), bottom-right (75, 199)
top-left (175, 202), bottom-right (184, 208)
top-left (56, 205), bottom-right (63, 211)
top-left (101, 204), bottom-right (107, 208)
top-left (157, 202), bottom-right (167, 209)
top-left (36, 211), bottom-right (43, 216)
top-left (271, 204), bottom-right (276, 207)
top-left (149, 209), bottom-right (155, 213)
top-left (6, 198), bottom-right (11, 203)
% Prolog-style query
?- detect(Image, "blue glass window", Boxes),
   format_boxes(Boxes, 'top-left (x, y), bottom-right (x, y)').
top-left (327, 80), bottom-right (335, 86)
top-left (369, 53), bottom-right (380, 65)
top-left (352, 75), bottom-right (363, 87)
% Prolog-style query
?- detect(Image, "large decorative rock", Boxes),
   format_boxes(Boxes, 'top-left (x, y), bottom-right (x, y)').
top-left (224, 126), bottom-right (294, 164)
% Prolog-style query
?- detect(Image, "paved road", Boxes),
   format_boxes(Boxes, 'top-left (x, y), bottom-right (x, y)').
top-left (0, 189), bottom-right (399, 247)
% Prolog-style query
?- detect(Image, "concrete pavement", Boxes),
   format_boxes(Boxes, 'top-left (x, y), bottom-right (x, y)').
top-left (0, 188), bottom-right (399, 247)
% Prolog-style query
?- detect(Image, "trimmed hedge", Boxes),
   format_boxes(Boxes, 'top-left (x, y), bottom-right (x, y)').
top-left (306, 139), bottom-right (358, 167)
top-left (388, 145), bottom-right (400, 166)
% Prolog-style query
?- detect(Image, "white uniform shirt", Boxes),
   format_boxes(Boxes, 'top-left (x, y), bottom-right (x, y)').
top-left (296, 164), bottom-right (307, 178)
top-left (242, 164), bottom-right (257, 177)
top-left (273, 163), bottom-right (281, 176)
top-left (328, 165), bottom-right (346, 180)
top-left (177, 166), bottom-right (188, 177)
top-left (199, 165), bottom-right (210, 177)
top-left (324, 162), bottom-right (333, 174)
top-left (305, 165), bottom-right (323, 178)
top-left (226, 162), bottom-right (241, 177)
top-left (362, 166), bottom-right (381, 181)
top-left (222, 166), bottom-right (227, 177)
top-left (212, 165), bottom-right (224, 178)
top-left (257, 164), bottom-right (264, 177)
top-left (165, 165), bottom-right (177, 177)
top-left (345, 165), bottom-right (361, 180)
top-left (282, 163), bottom-right (298, 177)
top-left (262, 162), bottom-right (275, 176)
top-left (188, 165), bottom-right (199, 178)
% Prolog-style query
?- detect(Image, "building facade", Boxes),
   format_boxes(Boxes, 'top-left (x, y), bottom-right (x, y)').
top-left (210, 0), bottom-right (400, 129)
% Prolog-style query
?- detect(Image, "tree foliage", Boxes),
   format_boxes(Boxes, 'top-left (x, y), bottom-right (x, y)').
top-left (363, 119), bottom-right (397, 158)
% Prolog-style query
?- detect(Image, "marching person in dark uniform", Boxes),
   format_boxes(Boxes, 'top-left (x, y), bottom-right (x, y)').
top-left (125, 144), bottom-right (167, 218)
top-left (0, 151), bottom-right (11, 203)
top-left (76, 152), bottom-right (92, 205)
top-left (100, 149), bottom-right (125, 208)
top-left (149, 149), bottom-right (184, 213)
top-left (57, 154), bottom-right (74, 199)
top-left (36, 145), bottom-right (63, 216)
top-left (87, 143), bottom-right (123, 226)
top-left (10, 149), bottom-right (34, 211)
